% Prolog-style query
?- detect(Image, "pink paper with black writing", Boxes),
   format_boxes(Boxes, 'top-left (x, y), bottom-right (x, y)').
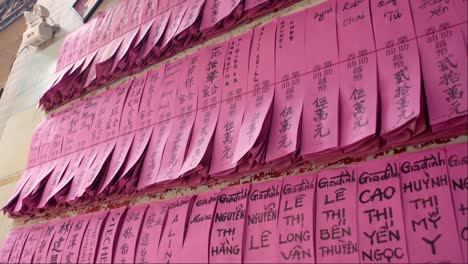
top-left (114, 204), bottom-right (148, 263)
top-left (135, 201), bottom-right (168, 263)
top-left (7, 226), bottom-right (29, 264)
top-left (33, 222), bottom-right (57, 264)
top-left (371, 0), bottom-right (423, 140)
top-left (277, 174), bottom-right (315, 263)
top-left (316, 167), bottom-right (359, 263)
top-left (179, 42), bottom-right (228, 177)
top-left (158, 53), bottom-right (200, 182)
top-left (409, 0), bottom-right (468, 128)
top-left (266, 10), bottom-right (306, 165)
top-left (446, 143), bottom-right (468, 262)
top-left (156, 196), bottom-right (192, 263)
top-left (96, 207), bottom-right (127, 264)
top-left (233, 22), bottom-right (276, 167)
top-left (336, 0), bottom-right (378, 148)
top-left (180, 189), bottom-right (219, 263)
top-left (200, 0), bottom-right (242, 30)
top-left (138, 61), bottom-right (182, 189)
top-left (210, 184), bottom-right (250, 263)
top-left (357, 157), bottom-right (409, 263)
top-left (46, 218), bottom-right (73, 263)
top-left (0, 227), bottom-right (21, 263)
top-left (244, 179), bottom-right (282, 263)
top-left (19, 224), bottom-right (44, 264)
top-left (61, 214), bottom-right (91, 264)
top-left (399, 148), bottom-right (463, 263)
top-left (210, 31), bottom-right (252, 176)
top-left (78, 211), bottom-right (109, 264)
top-left (301, 0), bottom-right (340, 157)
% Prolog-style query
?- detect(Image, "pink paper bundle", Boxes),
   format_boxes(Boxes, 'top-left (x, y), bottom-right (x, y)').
top-left (209, 31), bottom-right (252, 178)
top-left (137, 62), bottom-right (183, 190)
top-left (356, 156), bottom-right (409, 263)
top-left (180, 189), bottom-right (219, 263)
top-left (19, 224), bottom-right (44, 263)
top-left (1, 146), bottom-right (468, 264)
top-left (179, 42), bottom-right (228, 183)
top-left (199, 0), bottom-right (243, 38)
top-left (172, 0), bottom-right (207, 48)
top-left (156, 196), bottom-right (193, 263)
top-left (278, 173), bottom-right (316, 263)
top-left (266, 10), bottom-right (306, 168)
top-left (300, 0), bottom-right (340, 163)
top-left (135, 201), bottom-right (168, 263)
top-left (38, 0), bottom-right (342, 111)
top-left (409, 0), bottom-right (468, 133)
top-left (243, 179), bottom-right (282, 263)
top-left (336, 0), bottom-right (379, 157)
top-left (371, 0), bottom-right (426, 146)
top-left (209, 184), bottom-right (250, 263)
top-left (61, 214), bottom-right (91, 263)
top-left (399, 148), bottom-right (464, 263)
top-left (6, 1), bottom-right (468, 217)
top-left (113, 204), bottom-right (148, 263)
top-left (316, 166), bottom-right (359, 263)
top-left (5, 226), bottom-right (29, 264)
top-left (445, 143), bottom-right (468, 262)
top-left (78, 211), bottom-right (109, 264)
top-left (233, 21), bottom-right (276, 173)
top-left (157, 53), bottom-right (200, 185)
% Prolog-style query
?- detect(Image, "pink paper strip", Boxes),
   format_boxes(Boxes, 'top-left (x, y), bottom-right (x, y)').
top-left (0, 227), bottom-right (21, 263)
top-left (244, 179), bottom-right (282, 263)
top-left (46, 218), bottom-right (73, 263)
top-left (301, 1), bottom-right (340, 156)
top-left (33, 222), bottom-right (57, 263)
top-left (7, 226), bottom-right (29, 264)
top-left (266, 10), bottom-right (306, 165)
top-left (446, 143), bottom-right (468, 262)
top-left (371, 0), bottom-right (423, 138)
top-left (157, 53), bottom-right (200, 183)
top-left (114, 204), bottom-right (148, 263)
top-left (409, 0), bottom-right (468, 127)
top-left (200, 0), bottom-right (242, 30)
top-left (161, 2), bottom-right (189, 49)
top-left (336, 0), bottom-right (378, 148)
top-left (277, 174), bottom-right (315, 263)
top-left (210, 30), bottom-right (252, 176)
top-left (316, 167), bottom-right (359, 263)
top-left (97, 133), bottom-right (134, 196)
top-left (174, 0), bottom-right (206, 36)
top-left (19, 224), bottom-right (44, 264)
top-left (138, 61), bottom-right (183, 189)
top-left (400, 148), bottom-right (464, 263)
top-left (156, 196), bottom-right (192, 263)
top-left (210, 184), bottom-right (250, 263)
top-left (137, 69), bottom-right (162, 129)
top-left (179, 42), bottom-right (228, 177)
top-left (60, 214), bottom-right (91, 264)
top-left (135, 201), bottom-right (169, 263)
top-left (78, 211), bottom-right (109, 264)
top-left (96, 207), bottom-right (127, 264)
top-left (233, 21), bottom-right (276, 166)
top-left (357, 157), bottom-right (409, 263)
top-left (37, 157), bottom-right (70, 209)
top-left (180, 189), bottom-right (220, 263)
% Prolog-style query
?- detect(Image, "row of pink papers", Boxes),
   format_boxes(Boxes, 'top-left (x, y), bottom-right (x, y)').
top-left (40, 0), bottom-right (303, 111)
top-left (1, 142), bottom-right (467, 263)
top-left (6, 0), bottom-right (468, 216)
